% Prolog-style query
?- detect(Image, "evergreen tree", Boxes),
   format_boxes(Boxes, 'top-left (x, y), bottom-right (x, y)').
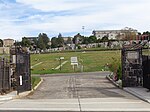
top-left (51, 37), bottom-right (58, 48)
top-left (57, 33), bottom-right (64, 47)
top-left (37, 33), bottom-right (49, 50)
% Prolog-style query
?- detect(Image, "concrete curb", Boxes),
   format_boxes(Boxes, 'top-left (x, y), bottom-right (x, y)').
top-left (33, 77), bottom-right (43, 90)
top-left (106, 75), bottom-right (122, 88)
top-left (35, 71), bottom-right (111, 77)
top-left (14, 77), bottom-right (43, 99)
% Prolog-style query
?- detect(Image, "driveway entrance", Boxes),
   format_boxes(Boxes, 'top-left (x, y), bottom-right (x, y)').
top-left (27, 72), bottom-right (138, 100)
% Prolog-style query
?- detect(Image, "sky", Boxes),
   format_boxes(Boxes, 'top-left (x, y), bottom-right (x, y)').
top-left (0, 0), bottom-right (150, 40)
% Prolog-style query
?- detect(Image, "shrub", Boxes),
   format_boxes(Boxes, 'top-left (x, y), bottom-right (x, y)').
top-left (109, 57), bottom-right (122, 80)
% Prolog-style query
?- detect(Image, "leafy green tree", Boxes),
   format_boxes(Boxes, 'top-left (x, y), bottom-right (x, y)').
top-left (143, 31), bottom-right (150, 35)
top-left (88, 36), bottom-right (97, 43)
top-left (101, 36), bottom-right (109, 42)
top-left (21, 37), bottom-right (31, 47)
top-left (97, 38), bottom-right (102, 43)
top-left (82, 37), bottom-right (89, 44)
top-left (14, 41), bottom-right (21, 46)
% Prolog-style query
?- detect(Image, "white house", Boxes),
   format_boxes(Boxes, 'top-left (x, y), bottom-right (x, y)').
top-left (92, 27), bottom-right (138, 40)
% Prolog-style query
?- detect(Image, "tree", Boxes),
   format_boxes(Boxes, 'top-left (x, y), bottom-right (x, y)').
top-left (88, 35), bottom-right (97, 43)
top-left (97, 38), bottom-right (102, 43)
top-left (37, 33), bottom-right (49, 50)
top-left (143, 31), bottom-right (150, 35)
top-left (58, 33), bottom-right (62, 38)
top-left (37, 35), bottom-right (46, 50)
top-left (32, 38), bottom-right (38, 50)
top-left (101, 36), bottom-right (109, 42)
top-left (57, 33), bottom-right (64, 47)
top-left (82, 37), bottom-right (89, 44)
top-left (40, 33), bottom-right (49, 48)
top-left (66, 37), bottom-right (72, 44)
top-left (21, 37), bottom-right (31, 47)
top-left (14, 41), bottom-right (21, 46)
top-left (73, 33), bottom-right (84, 44)
top-left (51, 37), bottom-right (58, 48)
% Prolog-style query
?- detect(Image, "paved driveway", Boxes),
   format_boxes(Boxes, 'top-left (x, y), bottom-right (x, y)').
top-left (0, 72), bottom-right (150, 112)
top-left (27, 72), bottom-right (138, 100)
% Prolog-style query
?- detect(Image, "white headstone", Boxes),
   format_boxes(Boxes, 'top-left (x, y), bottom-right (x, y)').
top-left (60, 57), bottom-right (64, 60)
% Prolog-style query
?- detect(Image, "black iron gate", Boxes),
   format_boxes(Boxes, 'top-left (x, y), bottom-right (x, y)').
top-left (16, 47), bottom-right (31, 93)
top-left (122, 45), bottom-right (143, 87)
top-left (142, 55), bottom-right (150, 89)
top-left (0, 58), bottom-right (10, 93)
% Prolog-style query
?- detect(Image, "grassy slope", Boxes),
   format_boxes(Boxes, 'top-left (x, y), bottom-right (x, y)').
top-left (31, 76), bottom-right (41, 88)
top-left (31, 51), bottom-right (121, 74)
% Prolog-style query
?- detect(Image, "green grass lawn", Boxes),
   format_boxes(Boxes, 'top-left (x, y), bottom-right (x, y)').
top-left (31, 76), bottom-right (41, 88)
top-left (31, 50), bottom-right (121, 74)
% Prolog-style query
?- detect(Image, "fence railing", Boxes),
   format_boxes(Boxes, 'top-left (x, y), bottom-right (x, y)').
top-left (0, 58), bottom-right (11, 94)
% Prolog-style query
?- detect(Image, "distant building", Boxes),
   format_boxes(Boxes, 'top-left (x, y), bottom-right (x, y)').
top-left (93, 27), bottom-right (138, 40)
top-left (3, 39), bottom-right (14, 47)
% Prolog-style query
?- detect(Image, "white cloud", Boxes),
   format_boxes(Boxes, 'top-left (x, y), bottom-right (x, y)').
top-left (0, 0), bottom-right (150, 40)
top-left (16, 0), bottom-right (94, 12)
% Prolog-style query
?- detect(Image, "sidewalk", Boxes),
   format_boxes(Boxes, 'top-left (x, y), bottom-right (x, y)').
top-left (124, 87), bottom-right (150, 103)
top-left (0, 91), bottom-right (32, 101)
top-left (0, 91), bottom-right (16, 101)
top-left (106, 75), bottom-right (150, 104)
top-left (0, 77), bottom-right (43, 101)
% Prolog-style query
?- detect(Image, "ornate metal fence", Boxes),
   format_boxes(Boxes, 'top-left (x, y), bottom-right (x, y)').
top-left (0, 58), bottom-right (11, 94)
